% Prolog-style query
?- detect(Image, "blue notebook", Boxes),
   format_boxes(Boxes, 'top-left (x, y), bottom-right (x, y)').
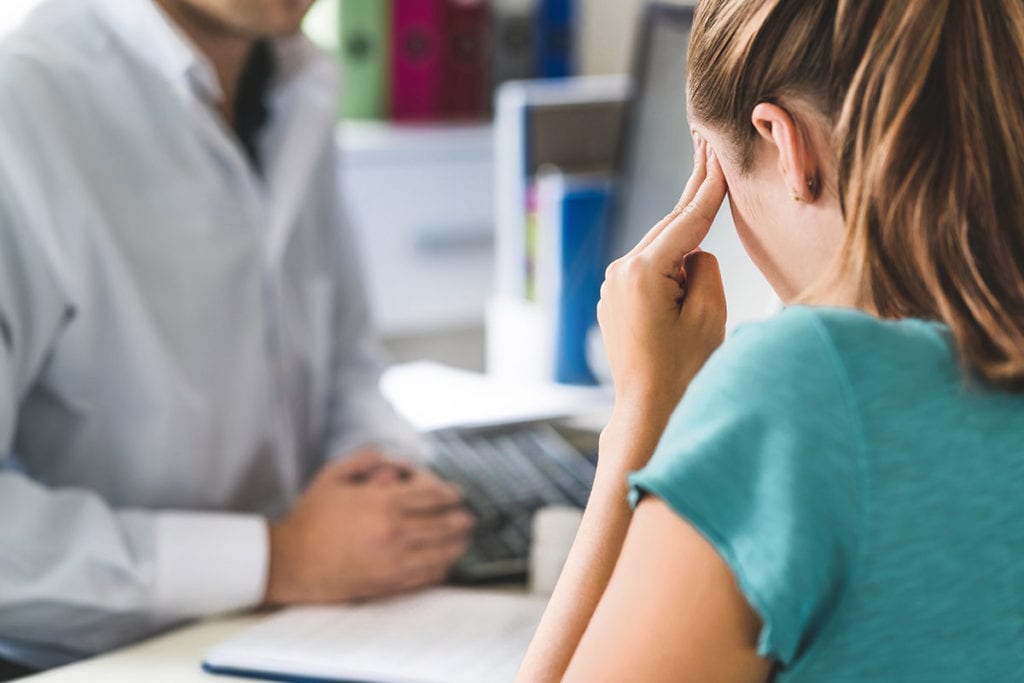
top-left (536, 0), bottom-right (576, 78)
top-left (535, 173), bottom-right (611, 385)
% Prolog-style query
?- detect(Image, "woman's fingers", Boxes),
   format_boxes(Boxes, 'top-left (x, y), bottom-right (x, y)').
top-left (679, 133), bottom-right (711, 209)
top-left (627, 134), bottom-right (710, 257)
top-left (646, 148), bottom-right (727, 272)
top-left (680, 251), bottom-right (727, 327)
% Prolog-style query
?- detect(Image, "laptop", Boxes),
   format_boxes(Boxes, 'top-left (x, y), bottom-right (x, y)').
top-left (430, 421), bottom-right (597, 581)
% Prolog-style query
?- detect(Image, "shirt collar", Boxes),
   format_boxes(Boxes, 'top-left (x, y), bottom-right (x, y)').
top-left (93, 0), bottom-right (324, 106)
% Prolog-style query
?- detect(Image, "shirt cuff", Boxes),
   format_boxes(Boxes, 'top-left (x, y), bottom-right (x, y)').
top-left (152, 511), bottom-right (268, 618)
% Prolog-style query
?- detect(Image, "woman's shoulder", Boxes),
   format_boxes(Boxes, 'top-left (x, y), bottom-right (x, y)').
top-left (723, 305), bottom-right (840, 363)
top-left (703, 305), bottom-right (954, 398)
top-left (729, 303), bottom-right (947, 352)
top-left (670, 304), bottom-right (956, 455)
top-left (635, 307), bottom-right (874, 665)
top-left (693, 306), bottom-right (855, 404)
top-left (663, 307), bottom-right (862, 454)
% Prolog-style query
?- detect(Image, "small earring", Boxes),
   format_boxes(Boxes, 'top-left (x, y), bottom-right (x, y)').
top-left (792, 190), bottom-right (802, 202)
top-left (806, 175), bottom-right (818, 196)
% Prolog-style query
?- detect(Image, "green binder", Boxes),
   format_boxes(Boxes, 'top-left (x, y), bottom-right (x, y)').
top-left (339, 0), bottom-right (390, 119)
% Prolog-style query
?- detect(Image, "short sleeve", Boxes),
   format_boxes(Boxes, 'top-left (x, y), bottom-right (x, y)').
top-left (628, 307), bottom-right (864, 667)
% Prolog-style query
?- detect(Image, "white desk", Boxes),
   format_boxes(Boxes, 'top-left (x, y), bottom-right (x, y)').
top-left (21, 615), bottom-right (262, 683)
top-left (20, 580), bottom-right (556, 683)
top-left (16, 551), bottom-right (584, 683)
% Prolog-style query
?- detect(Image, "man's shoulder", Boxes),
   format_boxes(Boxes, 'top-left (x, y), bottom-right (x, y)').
top-left (0, 0), bottom-right (125, 162)
top-left (0, 0), bottom-right (110, 100)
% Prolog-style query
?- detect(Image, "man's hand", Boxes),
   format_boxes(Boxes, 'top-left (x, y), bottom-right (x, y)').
top-left (263, 450), bottom-right (473, 605)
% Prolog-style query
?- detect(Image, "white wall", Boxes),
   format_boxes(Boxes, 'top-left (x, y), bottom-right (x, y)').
top-left (580, 0), bottom-right (696, 76)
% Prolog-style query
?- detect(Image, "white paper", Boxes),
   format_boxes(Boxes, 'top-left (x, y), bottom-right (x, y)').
top-left (380, 361), bottom-right (613, 432)
top-left (203, 588), bottom-right (549, 683)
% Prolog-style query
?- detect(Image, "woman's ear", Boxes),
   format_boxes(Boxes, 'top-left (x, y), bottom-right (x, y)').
top-left (751, 102), bottom-right (820, 203)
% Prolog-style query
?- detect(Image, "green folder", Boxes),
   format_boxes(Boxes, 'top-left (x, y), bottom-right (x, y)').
top-left (339, 0), bottom-right (390, 119)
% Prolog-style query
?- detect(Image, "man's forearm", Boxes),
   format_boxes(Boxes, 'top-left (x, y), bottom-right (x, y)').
top-left (0, 473), bottom-right (269, 667)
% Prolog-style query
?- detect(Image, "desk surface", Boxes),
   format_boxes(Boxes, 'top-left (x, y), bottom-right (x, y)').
top-left (20, 581), bottom-right (551, 683)
top-left (22, 615), bottom-right (262, 683)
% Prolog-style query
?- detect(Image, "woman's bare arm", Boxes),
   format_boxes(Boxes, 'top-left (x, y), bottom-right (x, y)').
top-left (563, 497), bottom-right (772, 683)
top-left (516, 136), bottom-right (743, 681)
top-left (514, 412), bottom-right (669, 682)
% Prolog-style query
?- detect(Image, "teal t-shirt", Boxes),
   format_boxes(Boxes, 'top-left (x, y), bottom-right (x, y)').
top-left (629, 306), bottom-right (1024, 682)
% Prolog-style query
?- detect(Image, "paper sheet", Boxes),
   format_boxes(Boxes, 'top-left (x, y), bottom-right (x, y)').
top-left (203, 588), bottom-right (548, 683)
top-left (380, 361), bottom-right (613, 432)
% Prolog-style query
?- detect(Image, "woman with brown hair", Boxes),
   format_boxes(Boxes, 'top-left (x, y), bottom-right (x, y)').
top-left (516, 0), bottom-right (1024, 681)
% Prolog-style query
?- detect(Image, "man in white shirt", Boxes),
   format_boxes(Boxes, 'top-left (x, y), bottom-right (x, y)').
top-left (0, 0), bottom-right (473, 673)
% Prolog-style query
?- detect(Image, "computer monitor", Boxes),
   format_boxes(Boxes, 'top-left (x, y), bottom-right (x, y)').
top-left (609, 5), bottom-right (694, 262)
top-left (609, 4), bottom-right (776, 328)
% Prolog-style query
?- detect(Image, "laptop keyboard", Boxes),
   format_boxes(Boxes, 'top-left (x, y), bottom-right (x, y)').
top-left (429, 422), bottom-right (596, 581)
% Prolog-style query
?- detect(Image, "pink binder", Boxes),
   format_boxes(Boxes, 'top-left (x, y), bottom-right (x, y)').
top-left (443, 0), bottom-right (491, 120)
top-left (391, 0), bottom-right (445, 120)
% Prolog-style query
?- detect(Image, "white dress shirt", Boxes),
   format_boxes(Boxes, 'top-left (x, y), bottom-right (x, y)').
top-left (0, 0), bottom-right (424, 668)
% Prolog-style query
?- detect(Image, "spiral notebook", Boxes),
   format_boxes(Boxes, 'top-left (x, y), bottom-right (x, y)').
top-left (202, 588), bottom-right (548, 683)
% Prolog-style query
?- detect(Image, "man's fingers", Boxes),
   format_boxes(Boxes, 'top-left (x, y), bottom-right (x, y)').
top-left (646, 148), bottom-right (727, 269)
top-left (627, 134), bottom-right (709, 257)
top-left (402, 535), bottom-right (469, 576)
top-left (363, 467), bottom-right (405, 485)
top-left (394, 562), bottom-right (455, 594)
top-left (395, 471), bottom-right (464, 513)
top-left (386, 522), bottom-right (471, 595)
top-left (400, 509), bottom-right (474, 548)
top-left (399, 489), bottom-right (464, 515)
top-left (321, 450), bottom-right (391, 482)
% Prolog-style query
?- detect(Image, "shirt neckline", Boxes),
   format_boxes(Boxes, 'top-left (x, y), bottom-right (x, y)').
top-left (92, 0), bottom-right (323, 108)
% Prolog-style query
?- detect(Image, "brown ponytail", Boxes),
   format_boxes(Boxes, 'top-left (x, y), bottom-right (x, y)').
top-left (689, 0), bottom-right (1024, 390)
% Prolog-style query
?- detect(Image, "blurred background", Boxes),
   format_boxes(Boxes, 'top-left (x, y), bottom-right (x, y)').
top-left (1, 0), bottom-right (772, 385)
